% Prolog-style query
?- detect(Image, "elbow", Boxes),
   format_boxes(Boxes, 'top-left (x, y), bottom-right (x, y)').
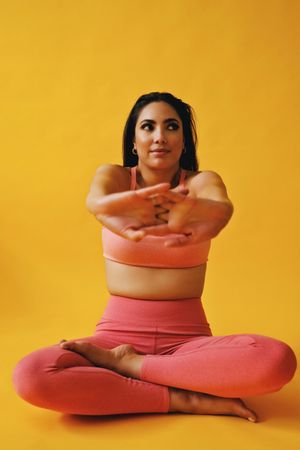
top-left (224, 200), bottom-right (234, 222)
top-left (214, 200), bottom-right (234, 223)
top-left (210, 218), bottom-right (229, 240)
top-left (85, 195), bottom-right (96, 215)
top-left (85, 196), bottom-right (92, 213)
top-left (221, 201), bottom-right (234, 227)
top-left (212, 202), bottom-right (234, 237)
top-left (85, 196), bottom-right (106, 216)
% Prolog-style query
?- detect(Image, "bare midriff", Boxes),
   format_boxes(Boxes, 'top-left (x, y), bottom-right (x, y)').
top-left (104, 258), bottom-right (207, 300)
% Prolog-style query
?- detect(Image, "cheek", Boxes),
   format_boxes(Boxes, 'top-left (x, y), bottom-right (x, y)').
top-left (170, 130), bottom-right (183, 142)
top-left (136, 132), bottom-right (150, 145)
top-left (170, 134), bottom-right (184, 149)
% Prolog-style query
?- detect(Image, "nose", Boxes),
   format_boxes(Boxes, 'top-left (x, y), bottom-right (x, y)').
top-left (153, 127), bottom-right (167, 144)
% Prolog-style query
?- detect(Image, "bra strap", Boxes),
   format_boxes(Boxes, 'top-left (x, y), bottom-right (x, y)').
top-left (130, 166), bottom-right (137, 190)
top-left (179, 168), bottom-right (187, 187)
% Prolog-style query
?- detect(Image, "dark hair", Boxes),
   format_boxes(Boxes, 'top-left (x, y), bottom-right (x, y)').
top-left (122, 92), bottom-right (199, 171)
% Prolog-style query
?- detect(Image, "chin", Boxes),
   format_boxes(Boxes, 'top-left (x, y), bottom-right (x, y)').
top-left (147, 158), bottom-right (179, 169)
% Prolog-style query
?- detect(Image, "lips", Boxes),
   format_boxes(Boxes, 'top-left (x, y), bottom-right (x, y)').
top-left (150, 148), bottom-right (170, 152)
top-left (150, 148), bottom-right (170, 157)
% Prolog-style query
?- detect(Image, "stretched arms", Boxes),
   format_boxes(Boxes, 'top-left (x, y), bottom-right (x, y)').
top-left (86, 165), bottom-right (233, 246)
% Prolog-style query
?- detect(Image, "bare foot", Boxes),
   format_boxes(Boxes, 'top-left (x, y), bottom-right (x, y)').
top-left (59, 340), bottom-right (257, 422)
top-left (59, 340), bottom-right (144, 378)
top-left (169, 387), bottom-right (258, 422)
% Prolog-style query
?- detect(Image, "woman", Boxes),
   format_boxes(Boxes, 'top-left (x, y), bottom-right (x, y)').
top-left (12, 92), bottom-right (297, 422)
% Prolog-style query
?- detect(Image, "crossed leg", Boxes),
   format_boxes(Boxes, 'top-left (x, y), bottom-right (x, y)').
top-left (13, 332), bottom-right (296, 422)
top-left (12, 335), bottom-right (169, 416)
top-left (140, 333), bottom-right (297, 396)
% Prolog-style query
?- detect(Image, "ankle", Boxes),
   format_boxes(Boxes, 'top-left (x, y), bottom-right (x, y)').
top-left (114, 353), bottom-right (144, 379)
top-left (168, 387), bottom-right (191, 413)
top-left (98, 348), bottom-right (118, 372)
top-left (168, 387), bottom-right (178, 412)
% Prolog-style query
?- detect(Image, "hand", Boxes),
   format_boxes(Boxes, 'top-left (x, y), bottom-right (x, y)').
top-left (95, 183), bottom-right (189, 241)
top-left (141, 220), bottom-right (219, 247)
top-left (142, 195), bottom-right (221, 246)
top-left (151, 185), bottom-right (189, 223)
top-left (148, 191), bottom-right (199, 231)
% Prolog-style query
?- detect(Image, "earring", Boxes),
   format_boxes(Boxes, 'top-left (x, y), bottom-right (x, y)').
top-left (132, 147), bottom-right (138, 155)
top-left (182, 146), bottom-right (187, 154)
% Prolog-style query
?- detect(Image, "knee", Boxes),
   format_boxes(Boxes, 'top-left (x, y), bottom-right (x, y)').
top-left (256, 336), bottom-right (297, 393)
top-left (13, 349), bottom-right (45, 406)
top-left (12, 344), bottom-right (90, 407)
top-left (12, 345), bottom-right (60, 406)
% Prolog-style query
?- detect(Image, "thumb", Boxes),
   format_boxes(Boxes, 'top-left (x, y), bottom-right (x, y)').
top-left (123, 228), bottom-right (146, 241)
top-left (164, 234), bottom-right (190, 247)
top-left (142, 224), bottom-right (170, 236)
top-left (172, 185), bottom-right (189, 195)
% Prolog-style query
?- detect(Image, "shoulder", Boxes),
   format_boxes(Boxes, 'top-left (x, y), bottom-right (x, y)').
top-left (185, 170), bottom-right (226, 189)
top-left (95, 164), bottom-right (131, 191)
top-left (185, 169), bottom-right (231, 203)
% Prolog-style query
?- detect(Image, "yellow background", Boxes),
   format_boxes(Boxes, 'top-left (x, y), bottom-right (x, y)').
top-left (1, 0), bottom-right (299, 449)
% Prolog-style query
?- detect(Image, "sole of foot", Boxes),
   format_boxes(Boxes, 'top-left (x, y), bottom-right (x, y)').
top-left (59, 341), bottom-right (143, 379)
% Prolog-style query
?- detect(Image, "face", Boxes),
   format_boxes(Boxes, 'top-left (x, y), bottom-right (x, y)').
top-left (133, 101), bottom-right (184, 169)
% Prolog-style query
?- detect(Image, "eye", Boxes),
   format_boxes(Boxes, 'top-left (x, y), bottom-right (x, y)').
top-left (141, 123), bottom-right (153, 130)
top-left (141, 122), bottom-right (179, 131)
top-left (168, 122), bottom-right (179, 130)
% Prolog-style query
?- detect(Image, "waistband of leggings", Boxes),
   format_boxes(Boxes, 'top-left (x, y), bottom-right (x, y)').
top-left (101, 295), bottom-right (209, 326)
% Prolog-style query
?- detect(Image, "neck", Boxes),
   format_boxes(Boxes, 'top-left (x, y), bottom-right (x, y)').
top-left (136, 163), bottom-right (181, 189)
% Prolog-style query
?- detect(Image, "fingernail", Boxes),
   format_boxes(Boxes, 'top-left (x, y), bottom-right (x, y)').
top-left (248, 417), bottom-right (256, 422)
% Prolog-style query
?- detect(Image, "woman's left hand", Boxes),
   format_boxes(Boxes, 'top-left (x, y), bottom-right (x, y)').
top-left (142, 219), bottom-right (221, 246)
top-left (143, 194), bottom-right (226, 246)
top-left (153, 191), bottom-right (198, 229)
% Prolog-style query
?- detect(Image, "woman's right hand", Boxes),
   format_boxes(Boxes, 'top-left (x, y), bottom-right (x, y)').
top-left (94, 183), bottom-right (181, 241)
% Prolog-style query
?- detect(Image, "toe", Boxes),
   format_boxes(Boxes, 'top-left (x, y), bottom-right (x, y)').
top-left (60, 340), bottom-right (89, 352)
top-left (60, 340), bottom-right (74, 349)
top-left (68, 341), bottom-right (90, 353)
top-left (233, 399), bottom-right (258, 422)
top-left (247, 411), bottom-right (258, 423)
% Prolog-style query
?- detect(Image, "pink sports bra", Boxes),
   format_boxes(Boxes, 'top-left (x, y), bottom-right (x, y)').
top-left (101, 166), bottom-right (211, 268)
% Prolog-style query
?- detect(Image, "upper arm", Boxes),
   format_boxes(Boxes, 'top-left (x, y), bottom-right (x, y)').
top-left (189, 170), bottom-right (234, 219)
top-left (85, 164), bottom-right (130, 214)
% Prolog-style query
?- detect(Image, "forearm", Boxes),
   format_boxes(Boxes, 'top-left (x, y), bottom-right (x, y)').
top-left (162, 212), bottom-right (232, 247)
top-left (189, 197), bottom-right (234, 224)
top-left (193, 216), bottom-right (232, 242)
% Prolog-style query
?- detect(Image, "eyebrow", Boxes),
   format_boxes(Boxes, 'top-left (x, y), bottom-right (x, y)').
top-left (139, 118), bottom-right (179, 124)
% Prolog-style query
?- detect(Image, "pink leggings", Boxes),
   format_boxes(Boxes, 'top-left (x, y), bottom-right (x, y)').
top-left (12, 295), bottom-right (297, 415)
